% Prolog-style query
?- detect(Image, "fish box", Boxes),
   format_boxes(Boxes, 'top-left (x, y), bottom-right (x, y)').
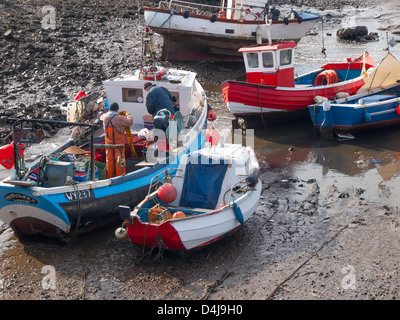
top-left (42, 161), bottom-right (74, 187)
top-left (142, 114), bottom-right (154, 129)
top-left (13, 128), bottom-right (43, 144)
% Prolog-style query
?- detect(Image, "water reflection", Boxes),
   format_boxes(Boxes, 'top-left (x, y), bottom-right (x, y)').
top-left (253, 118), bottom-right (400, 177)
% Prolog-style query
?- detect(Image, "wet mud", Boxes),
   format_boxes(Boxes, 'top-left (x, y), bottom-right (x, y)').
top-left (1, 0), bottom-right (400, 303)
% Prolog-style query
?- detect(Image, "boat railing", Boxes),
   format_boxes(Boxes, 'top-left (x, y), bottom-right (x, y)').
top-left (147, 167), bottom-right (183, 196)
top-left (8, 118), bottom-right (102, 182)
top-left (222, 175), bottom-right (254, 206)
top-left (165, 0), bottom-right (266, 18)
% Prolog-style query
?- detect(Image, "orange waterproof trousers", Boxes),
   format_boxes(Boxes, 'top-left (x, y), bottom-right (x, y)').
top-left (105, 128), bottom-right (126, 178)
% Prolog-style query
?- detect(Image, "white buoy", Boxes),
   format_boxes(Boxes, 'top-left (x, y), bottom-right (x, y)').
top-left (115, 227), bottom-right (128, 240)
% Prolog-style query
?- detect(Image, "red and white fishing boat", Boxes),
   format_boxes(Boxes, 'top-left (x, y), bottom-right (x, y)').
top-left (115, 143), bottom-right (261, 254)
top-left (221, 41), bottom-right (376, 127)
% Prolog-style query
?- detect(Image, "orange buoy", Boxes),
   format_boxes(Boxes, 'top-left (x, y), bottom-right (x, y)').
top-left (206, 128), bottom-right (220, 146)
top-left (172, 211), bottom-right (186, 219)
top-left (207, 109), bottom-right (217, 121)
top-left (157, 183), bottom-right (177, 203)
top-left (314, 70), bottom-right (338, 86)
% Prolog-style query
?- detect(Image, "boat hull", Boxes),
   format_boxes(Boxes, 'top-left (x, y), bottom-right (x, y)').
top-left (309, 94), bottom-right (400, 134)
top-left (222, 74), bottom-right (367, 127)
top-left (125, 179), bottom-right (262, 253)
top-left (143, 7), bottom-right (319, 61)
top-left (0, 165), bottom-right (174, 241)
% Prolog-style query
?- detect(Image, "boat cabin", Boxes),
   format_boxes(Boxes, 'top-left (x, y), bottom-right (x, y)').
top-left (101, 66), bottom-right (202, 131)
top-left (225, 0), bottom-right (269, 20)
top-left (239, 41), bottom-right (297, 87)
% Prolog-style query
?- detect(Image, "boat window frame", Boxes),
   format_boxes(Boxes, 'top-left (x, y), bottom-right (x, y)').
top-left (122, 88), bottom-right (144, 103)
top-left (279, 49), bottom-right (293, 67)
top-left (246, 52), bottom-right (260, 69)
top-left (262, 52), bottom-right (274, 68)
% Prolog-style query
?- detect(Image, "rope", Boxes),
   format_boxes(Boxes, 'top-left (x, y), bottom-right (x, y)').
top-left (257, 85), bottom-right (267, 129)
top-left (160, 10), bottom-right (176, 27)
top-left (147, 9), bottom-right (159, 26)
top-left (321, 17), bottom-right (326, 57)
top-left (139, 224), bottom-right (166, 263)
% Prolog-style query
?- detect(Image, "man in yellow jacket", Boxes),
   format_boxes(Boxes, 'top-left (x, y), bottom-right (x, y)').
top-left (100, 103), bottom-right (133, 178)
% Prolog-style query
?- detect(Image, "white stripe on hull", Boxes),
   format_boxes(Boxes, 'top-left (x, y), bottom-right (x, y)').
top-left (0, 204), bottom-right (70, 233)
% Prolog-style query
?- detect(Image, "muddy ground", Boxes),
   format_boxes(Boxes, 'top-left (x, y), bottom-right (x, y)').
top-left (1, 0), bottom-right (400, 306)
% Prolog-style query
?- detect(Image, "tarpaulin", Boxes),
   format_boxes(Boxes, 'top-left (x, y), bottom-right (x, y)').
top-left (179, 160), bottom-right (228, 210)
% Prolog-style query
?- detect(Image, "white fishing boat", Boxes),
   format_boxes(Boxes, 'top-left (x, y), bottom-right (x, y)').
top-left (143, 0), bottom-right (320, 61)
top-left (116, 143), bottom-right (261, 253)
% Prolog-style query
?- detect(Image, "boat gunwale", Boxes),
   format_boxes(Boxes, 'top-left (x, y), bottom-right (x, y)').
top-left (143, 6), bottom-right (319, 26)
top-left (132, 178), bottom-right (262, 225)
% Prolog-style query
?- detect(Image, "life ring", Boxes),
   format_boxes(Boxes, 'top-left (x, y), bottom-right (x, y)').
top-left (218, 10), bottom-right (226, 18)
top-left (142, 67), bottom-right (167, 80)
top-left (314, 70), bottom-right (338, 86)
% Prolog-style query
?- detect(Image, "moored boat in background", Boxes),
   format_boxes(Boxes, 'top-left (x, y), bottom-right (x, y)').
top-left (309, 53), bottom-right (400, 138)
top-left (221, 41), bottom-right (376, 128)
top-left (143, 0), bottom-right (320, 61)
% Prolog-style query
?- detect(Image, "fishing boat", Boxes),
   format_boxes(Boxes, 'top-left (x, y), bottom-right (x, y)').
top-left (309, 53), bottom-right (400, 137)
top-left (143, 0), bottom-right (320, 61)
top-left (221, 41), bottom-right (376, 128)
top-left (0, 65), bottom-right (208, 242)
top-left (115, 143), bottom-right (261, 254)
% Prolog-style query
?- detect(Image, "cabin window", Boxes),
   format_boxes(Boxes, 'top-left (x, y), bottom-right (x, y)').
top-left (247, 53), bottom-right (259, 68)
top-left (280, 49), bottom-right (292, 66)
top-left (262, 52), bottom-right (274, 68)
top-left (171, 92), bottom-right (180, 110)
top-left (122, 88), bottom-right (143, 103)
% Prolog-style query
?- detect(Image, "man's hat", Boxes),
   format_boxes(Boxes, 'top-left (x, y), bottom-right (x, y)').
top-left (144, 82), bottom-right (152, 90)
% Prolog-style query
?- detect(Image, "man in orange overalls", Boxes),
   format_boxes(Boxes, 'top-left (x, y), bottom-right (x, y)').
top-left (100, 103), bottom-right (133, 178)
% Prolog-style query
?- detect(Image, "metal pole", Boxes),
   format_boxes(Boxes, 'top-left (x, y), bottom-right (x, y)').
top-left (90, 126), bottom-right (95, 181)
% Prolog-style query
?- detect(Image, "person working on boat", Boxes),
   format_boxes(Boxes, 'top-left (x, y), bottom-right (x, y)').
top-left (100, 102), bottom-right (133, 178)
top-left (144, 82), bottom-right (176, 119)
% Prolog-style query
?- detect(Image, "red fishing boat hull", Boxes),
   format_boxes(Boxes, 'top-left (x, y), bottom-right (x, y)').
top-left (222, 51), bottom-right (375, 126)
top-left (222, 74), bottom-right (367, 125)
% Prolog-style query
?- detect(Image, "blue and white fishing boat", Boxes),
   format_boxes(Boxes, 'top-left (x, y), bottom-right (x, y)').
top-left (0, 65), bottom-right (208, 242)
top-left (309, 53), bottom-right (400, 137)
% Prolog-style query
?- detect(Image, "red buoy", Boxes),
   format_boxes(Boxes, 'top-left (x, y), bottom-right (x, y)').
top-left (396, 105), bottom-right (400, 115)
top-left (206, 128), bottom-right (220, 146)
top-left (207, 109), bottom-right (217, 121)
top-left (157, 183), bottom-right (177, 203)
